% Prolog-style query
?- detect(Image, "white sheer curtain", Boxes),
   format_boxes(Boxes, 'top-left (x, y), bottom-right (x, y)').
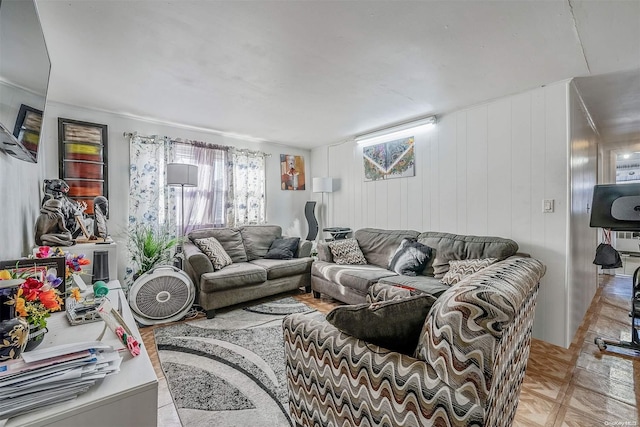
top-left (229, 150), bottom-right (267, 226)
top-left (173, 141), bottom-right (229, 233)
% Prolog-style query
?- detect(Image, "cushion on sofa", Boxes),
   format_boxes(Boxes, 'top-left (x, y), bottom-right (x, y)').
top-left (264, 237), bottom-right (299, 260)
top-left (240, 225), bottom-right (282, 261)
top-left (377, 275), bottom-right (450, 298)
top-left (388, 238), bottom-right (433, 276)
top-left (417, 232), bottom-right (518, 278)
top-left (250, 258), bottom-right (313, 280)
top-left (189, 228), bottom-right (248, 263)
top-left (440, 258), bottom-right (498, 286)
top-left (354, 228), bottom-right (420, 268)
top-left (326, 294), bottom-right (437, 355)
top-left (193, 237), bottom-right (233, 270)
top-left (328, 239), bottom-right (367, 265)
top-left (312, 261), bottom-right (397, 293)
top-left (199, 263), bottom-right (268, 293)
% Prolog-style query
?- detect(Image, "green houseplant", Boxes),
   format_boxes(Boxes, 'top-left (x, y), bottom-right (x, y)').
top-left (128, 224), bottom-right (179, 278)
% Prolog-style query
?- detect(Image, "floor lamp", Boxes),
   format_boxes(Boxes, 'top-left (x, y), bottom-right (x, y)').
top-left (167, 163), bottom-right (198, 268)
top-left (313, 177), bottom-right (333, 241)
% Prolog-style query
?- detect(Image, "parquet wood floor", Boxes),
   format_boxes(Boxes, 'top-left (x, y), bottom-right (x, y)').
top-left (142, 274), bottom-right (639, 426)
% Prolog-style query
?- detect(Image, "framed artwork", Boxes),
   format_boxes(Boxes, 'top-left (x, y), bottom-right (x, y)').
top-left (0, 256), bottom-right (67, 309)
top-left (12, 104), bottom-right (43, 159)
top-left (280, 154), bottom-right (306, 190)
top-left (363, 136), bottom-right (415, 181)
top-left (58, 118), bottom-right (109, 215)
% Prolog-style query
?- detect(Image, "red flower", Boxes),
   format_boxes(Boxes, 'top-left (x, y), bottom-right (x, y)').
top-left (39, 289), bottom-right (61, 311)
top-left (22, 277), bottom-right (44, 301)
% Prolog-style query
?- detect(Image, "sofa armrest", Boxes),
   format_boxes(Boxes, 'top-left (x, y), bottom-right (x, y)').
top-left (282, 313), bottom-right (484, 426)
top-left (183, 241), bottom-right (214, 282)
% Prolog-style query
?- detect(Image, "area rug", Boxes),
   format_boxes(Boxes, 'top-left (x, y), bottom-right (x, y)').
top-left (154, 296), bottom-right (318, 427)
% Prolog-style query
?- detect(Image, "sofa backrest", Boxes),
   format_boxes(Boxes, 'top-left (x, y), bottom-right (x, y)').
top-left (414, 256), bottom-right (545, 412)
top-left (418, 232), bottom-right (518, 278)
top-left (240, 225), bottom-right (282, 260)
top-left (189, 228), bottom-right (248, 263)
top-left (188, 225), bottom-right (283, 262)
top-left (354, 228), bottom-right (420, 268)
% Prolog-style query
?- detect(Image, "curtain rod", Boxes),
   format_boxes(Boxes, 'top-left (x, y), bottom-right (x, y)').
top-left (123, 131), bottom-right (271, 157)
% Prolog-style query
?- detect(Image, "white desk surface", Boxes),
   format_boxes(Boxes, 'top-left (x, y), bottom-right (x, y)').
top-left (4, 281), bottom-right (158, 427)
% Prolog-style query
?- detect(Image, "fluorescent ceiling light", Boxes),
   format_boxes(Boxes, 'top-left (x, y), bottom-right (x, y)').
top-left (355, 116), bottom-right (437, 144)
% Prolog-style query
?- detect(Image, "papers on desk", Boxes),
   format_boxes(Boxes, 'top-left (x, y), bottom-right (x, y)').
top-left (0, 342), bottom-right (122, 421)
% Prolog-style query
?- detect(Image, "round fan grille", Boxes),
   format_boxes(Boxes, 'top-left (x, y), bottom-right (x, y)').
top-left (128, 266), bottom-right (195, 325)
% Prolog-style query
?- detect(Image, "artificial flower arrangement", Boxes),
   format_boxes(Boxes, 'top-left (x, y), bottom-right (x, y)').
top-left (0, 247), bottom-right (90, 333)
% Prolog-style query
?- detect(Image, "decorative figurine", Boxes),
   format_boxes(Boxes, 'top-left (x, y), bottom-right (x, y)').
top-left (34, 199), bottom-right (74, 246)
top-left (93, 196), bottom-right (109, 240)
top-left (42, 179), bottom-right (87, 238)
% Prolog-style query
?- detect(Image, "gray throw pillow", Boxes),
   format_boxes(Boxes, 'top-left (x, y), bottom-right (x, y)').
top-left (264, 237), bottom-right (300, 260)
top-left (388, 238), bottom-right (433, 276)
top-left (326, 294), bottom-right (437, 355)
top-left (328, 238), bottom-right (367, 265)
top-left (194, 236), bottom-right (233, 270)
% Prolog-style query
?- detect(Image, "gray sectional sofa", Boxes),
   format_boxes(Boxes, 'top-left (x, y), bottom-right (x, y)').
top-left (183, 225), bottom-right (313, 318)
top-left (312, 227), bottom-right (520, 304)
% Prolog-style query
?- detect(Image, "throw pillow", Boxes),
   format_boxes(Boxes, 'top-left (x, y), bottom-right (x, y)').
top-left (194, 237), bottom-right (233, 270)
top-left (326, 294), bottom-right (437, 355)
top-left (388, 238), bottom-right (433, 276)
top-left (328, 239), bottom-right (367, 265)
top-left (264, 237), bottom-right (300, 260)
top-left (440, 258), bottom-right (498, 285)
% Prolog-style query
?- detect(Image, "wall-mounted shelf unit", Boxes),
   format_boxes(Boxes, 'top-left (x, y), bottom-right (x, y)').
top-left (58, 118), bottom-right (108, 215)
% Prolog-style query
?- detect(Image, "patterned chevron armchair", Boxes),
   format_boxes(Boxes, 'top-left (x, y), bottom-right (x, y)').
top-left (283, 256), bottom-right (546, 427)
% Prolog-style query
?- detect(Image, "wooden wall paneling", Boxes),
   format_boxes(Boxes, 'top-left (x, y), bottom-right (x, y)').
top-left (511, 93), bottom-right (533, 250)
top-left (407, 132), bottom-right (424, 232)
top-left (429, 127), bottom-right (440, 230)
top-left (465, 106), bottom-right (489, 234)
top-left (421, 130), bottom-right (432, 231)
top-left (438, 115), bottom-right (457, 233)
top-left (353, 143), bottom-right (364, 233)
top-left (487, 99), bottom-right (513, 238)
top-left (455, 113), bottom-right (468, 235)
top-left (530, 88), bottom-right (551, 342)
top-left (387, 176), bottom-right (402, 230)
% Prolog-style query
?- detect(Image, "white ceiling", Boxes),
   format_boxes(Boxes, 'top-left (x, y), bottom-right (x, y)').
top-left (34, 0), bottom-right (640, 149)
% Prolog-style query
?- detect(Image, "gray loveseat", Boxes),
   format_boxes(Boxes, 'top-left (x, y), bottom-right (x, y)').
top-left (312, 227), bottom-right (520, 304)
top-left (183, 225), bottom-right (313, 318)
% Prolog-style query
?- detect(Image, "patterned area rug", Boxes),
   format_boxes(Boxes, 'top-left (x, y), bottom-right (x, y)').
top-left (154, 296), bottom-right (318, 427)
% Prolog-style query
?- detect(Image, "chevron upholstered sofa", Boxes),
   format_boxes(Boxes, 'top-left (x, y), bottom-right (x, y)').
top-left (283, 255), bottom-right (546, 427)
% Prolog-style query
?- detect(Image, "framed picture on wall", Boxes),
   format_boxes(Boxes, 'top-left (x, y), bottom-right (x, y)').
top-left (12, 104), bottom-right (43, 160)
top-left (280, 154), bottom-right (306, 190)
top-left (363, 136), bottom-right (415, 181)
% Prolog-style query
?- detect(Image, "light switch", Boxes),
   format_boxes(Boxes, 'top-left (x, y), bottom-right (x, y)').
top-left (543, 199), bottom-right (554, 213)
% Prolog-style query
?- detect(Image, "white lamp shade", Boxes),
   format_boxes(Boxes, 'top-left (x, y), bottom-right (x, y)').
top-left (313, 177), bottom-right (333, 193)
top-left (167, 163), bottom-right (198, 187)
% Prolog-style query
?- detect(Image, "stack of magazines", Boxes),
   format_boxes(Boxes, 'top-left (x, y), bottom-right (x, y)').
top-left (0, 341), bottom-right (122, 421)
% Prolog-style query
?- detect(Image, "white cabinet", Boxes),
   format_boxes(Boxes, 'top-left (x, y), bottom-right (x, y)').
top-left (5, 282), bottom-right (158, 427)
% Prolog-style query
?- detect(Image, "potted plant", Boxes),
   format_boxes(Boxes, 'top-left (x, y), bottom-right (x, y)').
top-left (128, 223), bottom-right (179, 279)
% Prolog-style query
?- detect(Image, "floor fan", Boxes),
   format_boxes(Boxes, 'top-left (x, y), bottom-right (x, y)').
top-left (128, 265), bottom-right (195, 326)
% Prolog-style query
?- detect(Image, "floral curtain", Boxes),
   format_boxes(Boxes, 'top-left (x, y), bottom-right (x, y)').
top-left (127, 135), bottom-right (176, 284)
top-left (229, 150), bottom-right (266, 226)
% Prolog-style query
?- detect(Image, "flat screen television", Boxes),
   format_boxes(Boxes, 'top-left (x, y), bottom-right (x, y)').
top-left (0, 0), bottom-right (50, 163)
top-left (590, 183), bottom-right (640, 231)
